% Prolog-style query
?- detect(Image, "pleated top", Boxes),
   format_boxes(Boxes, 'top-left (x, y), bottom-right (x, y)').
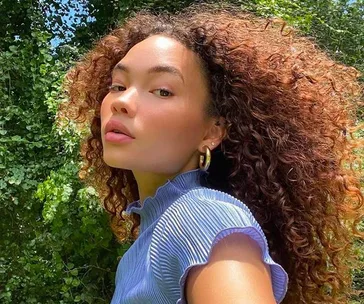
top-left (111, 168), bottom-right (289, 304)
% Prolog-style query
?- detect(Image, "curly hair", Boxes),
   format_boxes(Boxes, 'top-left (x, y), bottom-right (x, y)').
top-left (60, 3), bottom-right (364, 303)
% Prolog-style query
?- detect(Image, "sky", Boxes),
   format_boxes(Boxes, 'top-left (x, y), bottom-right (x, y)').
top-left (48, 0), bottom-right (95, 47)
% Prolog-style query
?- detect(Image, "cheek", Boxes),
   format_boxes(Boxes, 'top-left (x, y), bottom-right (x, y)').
top-left (100, 97), bottom-right (112, 141)
top-left (100, 97), bottom-right (114, 125)
top-left (145, 107), bottom-right (205, 148)
top-left (142, 113), bottom-right (203, 172)
top-left (100, 96), bottom-right (111, 118)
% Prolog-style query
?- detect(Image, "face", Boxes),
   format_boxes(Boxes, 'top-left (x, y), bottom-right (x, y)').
top-left (100, 35), bottom-right (212, 175)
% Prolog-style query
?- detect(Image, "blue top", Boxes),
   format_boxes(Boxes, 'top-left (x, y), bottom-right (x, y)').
top-left (111, 168), bottom-right (289, 304)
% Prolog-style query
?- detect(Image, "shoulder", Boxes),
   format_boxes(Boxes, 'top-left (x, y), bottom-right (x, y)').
top-left (150, 187), bottom-right (288, 303)
top-left (186, 232), bottom-right (276, 304)
top-left (151, 187), bottom-right (269, 264)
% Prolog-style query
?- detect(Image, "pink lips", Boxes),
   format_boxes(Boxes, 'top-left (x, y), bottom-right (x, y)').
top-left (105, 132), bottom-right (134, 143)
top-left (104, 119), bottom-right (135, 144)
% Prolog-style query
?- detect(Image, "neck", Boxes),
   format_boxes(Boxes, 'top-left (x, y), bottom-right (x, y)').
top-left (133, 171), bottom-right (175, 206)
top-left (132, 162), bottom-right (200, 206)
top-left (125, 167), bottom-right (208, 233)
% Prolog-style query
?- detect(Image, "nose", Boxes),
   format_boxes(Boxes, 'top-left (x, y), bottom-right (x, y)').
top-left (110, 87), bottom-right (137, 117)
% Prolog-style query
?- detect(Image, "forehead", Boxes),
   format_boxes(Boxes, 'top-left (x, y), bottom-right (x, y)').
top-left (116, 35), bottom-right (203, 78)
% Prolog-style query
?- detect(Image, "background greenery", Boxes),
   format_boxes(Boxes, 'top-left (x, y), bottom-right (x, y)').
top-left (0, 0), bottom-right (363, 303)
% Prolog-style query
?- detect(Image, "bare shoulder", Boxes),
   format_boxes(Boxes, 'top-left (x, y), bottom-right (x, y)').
top-left (185, 232), bottom-right (276, 304)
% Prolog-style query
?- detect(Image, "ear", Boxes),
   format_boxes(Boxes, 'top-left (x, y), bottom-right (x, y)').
top-left (198, 117), bottom-right (227, 153)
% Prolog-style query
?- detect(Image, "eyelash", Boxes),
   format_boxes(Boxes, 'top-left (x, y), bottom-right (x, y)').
top-left (108, 84), bottom-right (173, 97)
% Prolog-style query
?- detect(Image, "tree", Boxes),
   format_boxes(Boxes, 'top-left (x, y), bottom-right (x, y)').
top-left (0, 1), bottom-right (121, 303)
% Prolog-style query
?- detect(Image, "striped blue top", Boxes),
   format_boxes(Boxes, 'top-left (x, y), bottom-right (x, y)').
top-left (111, 168), bottom-right (289, 304)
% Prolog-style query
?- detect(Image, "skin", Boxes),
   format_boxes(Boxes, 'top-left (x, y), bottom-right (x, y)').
top-left (185, 233), bottom-right (275, 304)
top-left (101, 34), bottom-right (225, 203)
top-left (100, 34), bottom-right (275, 303)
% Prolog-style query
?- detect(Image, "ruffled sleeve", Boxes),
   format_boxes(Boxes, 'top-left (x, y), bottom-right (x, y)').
top-left (150, 188), bottom-right (288, 304)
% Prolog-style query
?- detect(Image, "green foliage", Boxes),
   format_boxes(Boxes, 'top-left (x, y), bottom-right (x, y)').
top-left (1, 0), bottom-right (363, 303)
top-left (351, 221), bottom-right (364, 302)
top-left (1, 161), bottom-right (122, 303)
top-left (236, 0), bottom-right (364, 77)
top-left (72, 0), bottom-right (196, 49)
top-left (0, 3), bottom-right (124, 302)
top-left (0, 0), bottom-right (44, 49)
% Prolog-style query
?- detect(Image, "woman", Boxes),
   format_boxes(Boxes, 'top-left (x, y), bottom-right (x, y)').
top-left (62, 3), bottom-right (363, 303)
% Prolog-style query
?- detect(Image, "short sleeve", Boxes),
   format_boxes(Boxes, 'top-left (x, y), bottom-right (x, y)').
top-left (150, 188), bottom-right (289, 304)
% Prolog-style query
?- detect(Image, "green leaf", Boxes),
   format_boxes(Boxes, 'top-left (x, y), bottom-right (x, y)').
top-left (67, 263), bottom-right (74, 269)
top-left (70, 268), bottom-right (78, 276)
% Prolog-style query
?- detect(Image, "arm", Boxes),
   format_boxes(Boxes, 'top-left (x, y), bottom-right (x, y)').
top-left (185, 233), bottom-right (276, 304)
top-left (150, 190), bottom-right (288, 303)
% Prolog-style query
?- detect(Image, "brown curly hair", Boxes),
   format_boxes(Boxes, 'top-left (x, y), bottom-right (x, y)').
top-left (60, 3), bottom-right (364, 303)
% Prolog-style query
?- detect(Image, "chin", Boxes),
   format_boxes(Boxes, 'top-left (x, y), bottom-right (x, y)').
top-left (102, 155), bottom-right (129, 170)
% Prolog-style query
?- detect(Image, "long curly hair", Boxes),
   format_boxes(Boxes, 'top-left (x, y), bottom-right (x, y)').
top-left (60, 3), bottom-right (364, 303)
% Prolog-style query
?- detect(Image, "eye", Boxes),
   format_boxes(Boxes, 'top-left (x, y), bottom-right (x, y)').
top-left (153, 88), bottom-right (173, 97)
top-left (108, 84), bottom-right (126, 92)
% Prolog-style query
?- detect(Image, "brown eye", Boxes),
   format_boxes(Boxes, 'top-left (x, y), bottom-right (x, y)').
top-left (153, 88), bottom-right (173, 97)
top-left (108, 85), bottom-right (126, 92)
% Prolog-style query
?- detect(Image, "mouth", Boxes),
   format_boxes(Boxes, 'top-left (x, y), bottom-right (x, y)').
top-left (104, 131), bottom-right (134, 143)
top-left (104, 119), bottom-right (135, 139)
top-left (111, 129), bottom-right (126, 134)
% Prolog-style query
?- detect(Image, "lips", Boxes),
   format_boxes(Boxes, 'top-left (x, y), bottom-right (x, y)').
top-left (104, 119), bottom-right (135, 138)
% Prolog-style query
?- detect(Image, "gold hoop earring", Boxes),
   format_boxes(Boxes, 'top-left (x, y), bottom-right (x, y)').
top-left (199, 146), bottom-right (211, 171)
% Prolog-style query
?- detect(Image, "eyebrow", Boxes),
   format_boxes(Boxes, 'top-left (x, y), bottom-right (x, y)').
top-left (112, 62), bottom-right (185, 84)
